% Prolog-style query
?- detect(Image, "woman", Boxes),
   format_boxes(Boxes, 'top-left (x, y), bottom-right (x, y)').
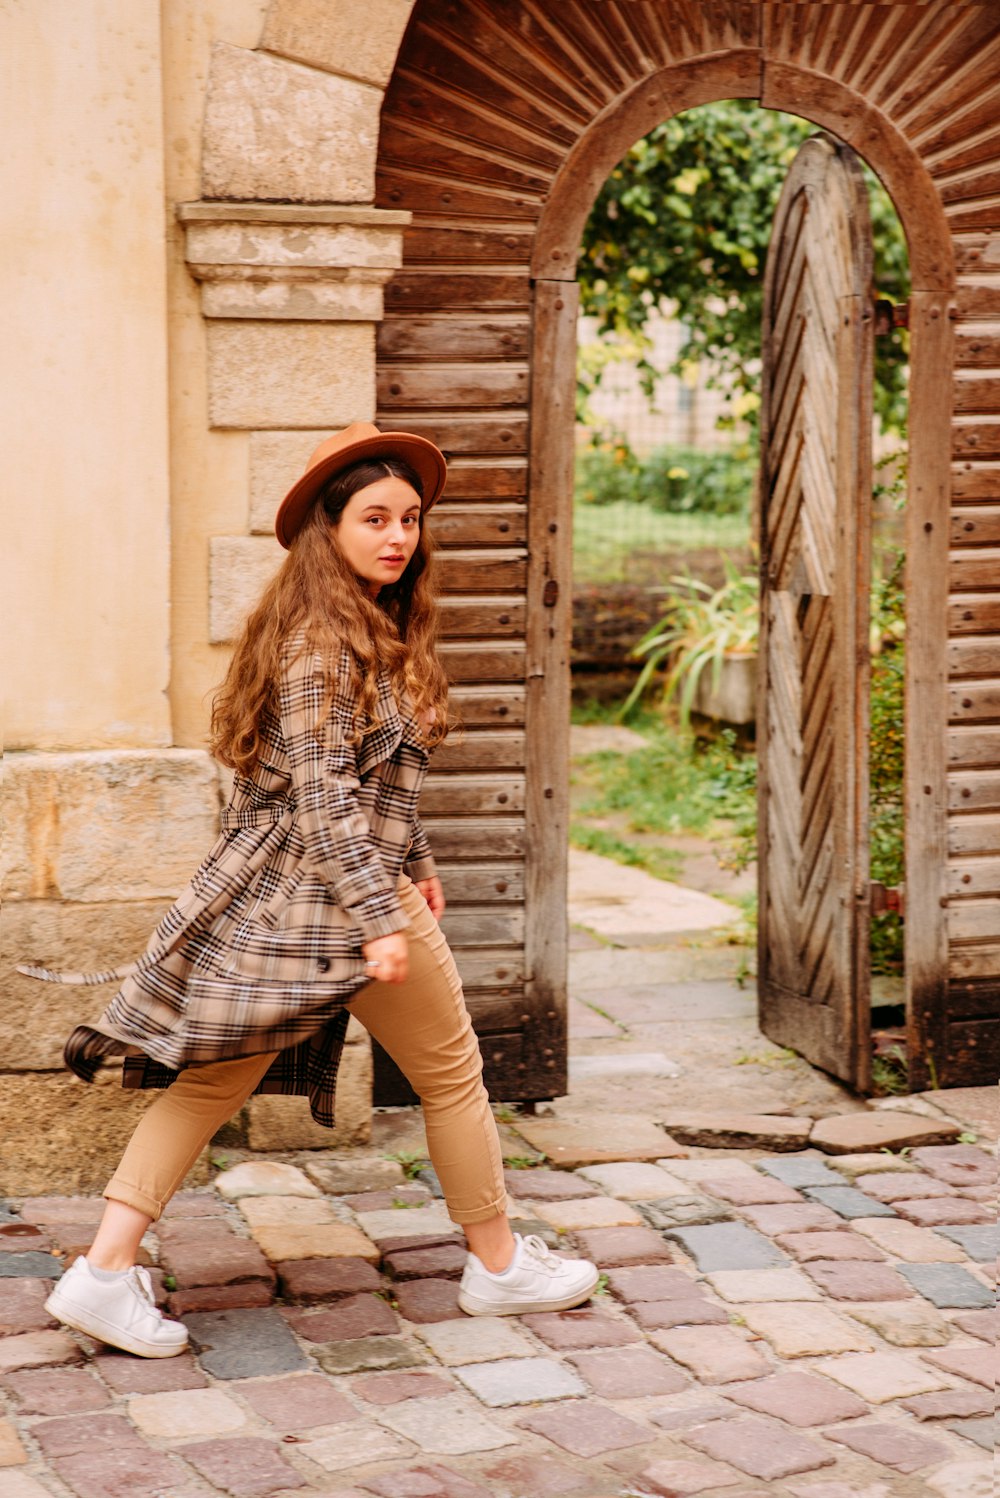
top-left (28, 422), bottom-right (598, 1358)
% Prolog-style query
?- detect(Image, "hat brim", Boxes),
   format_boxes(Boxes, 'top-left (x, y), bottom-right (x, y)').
top-left (274, 431), bottom-right (448, 549)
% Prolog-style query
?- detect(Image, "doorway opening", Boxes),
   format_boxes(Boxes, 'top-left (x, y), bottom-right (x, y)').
top-left (565, 100), bottom-right (911, 1098)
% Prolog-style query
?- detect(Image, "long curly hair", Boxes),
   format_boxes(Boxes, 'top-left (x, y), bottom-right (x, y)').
top-left (210, 457), bottom-right (449, 776)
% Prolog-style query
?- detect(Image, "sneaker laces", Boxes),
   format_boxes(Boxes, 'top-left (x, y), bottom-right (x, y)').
top-left (519, 1234), bottom-right (566, 1273)
top-left (127, 1264), bottom-right (158, 1310)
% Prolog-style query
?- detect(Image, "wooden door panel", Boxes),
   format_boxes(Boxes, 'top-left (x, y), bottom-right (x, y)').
top-left (758, 133), bottom-right (874, 1090)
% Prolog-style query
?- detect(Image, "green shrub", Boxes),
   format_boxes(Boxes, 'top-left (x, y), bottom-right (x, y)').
top-left (575, 439), bottom-right (754, 517)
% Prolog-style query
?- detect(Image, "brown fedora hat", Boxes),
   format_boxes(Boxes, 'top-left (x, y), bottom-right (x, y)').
top-left (274, 422), bottom-right (448, 549)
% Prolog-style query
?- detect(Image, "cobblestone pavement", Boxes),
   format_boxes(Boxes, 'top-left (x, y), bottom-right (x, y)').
top-left (1, 1126), bottom-right (996, 1498)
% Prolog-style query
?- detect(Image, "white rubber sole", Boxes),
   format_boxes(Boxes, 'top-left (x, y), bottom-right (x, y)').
top-left (457, 1268), bottom-right (600, 1317)
top-left (44, 1288), bottom-right (189, 1359)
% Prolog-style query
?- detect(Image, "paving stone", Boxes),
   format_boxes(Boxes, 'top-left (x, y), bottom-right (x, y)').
top-left (571, 1225), bottom-right (674, 1266)
top-left (31, 1410), bottom-right (143, 1457)
top-left (0, 1223), bottom-right (51, 1251)
top-left (155, 1215), bottom-right (238, 1247)
top-left (757, 1157), bottom-right (844, 1188)
top-left (17, 1198), bottom-right (105, 1227)
top-left (702, 1176), bottom-right (804, 1206)
top-left (721, 1370), bottom-right (868, 1426)
top-left (3, 1365), bottom-right (110, 1414)
top-left (392, 1278), bottom-right (464, 1323)
top-left (351, 1370), bottom-right (456, 1404)
top-left (0, 1278), bottom-right (58, 1334)
top-left (49, 1447), bottom-right (189, 1498)
top-left (640, 1196), bottom-right (733, 1229)
top-left (251, 1222), bottom-right (380, 1262)
top-left (299, 1420), bottom-right (415, 1471)
top-left (453, 1355), bottom-right (586, 1406)
top-left (184, 1307), bottom-right (311, 1379)
top-left (161, 1188), bottom-right (226, 1218)
top-left (483, 1452), bottom-right (596, 1495)
top-left (810, 1113), bottom-right (960, 1154)
top-left (567, 1344), bottom-right (690, 1397)
top-left (521, 1306), bottom-right (641, 1350)
top-left (665, 1223), bottom-right (785, 1271)
top-left (181, 1435), bottom-right (308, 1494)
top-left (361, 1463), bottom-right (493, 1497)
top-left (168, 1280), bottom-right (276, 1315)
top-left (276, 1255), bottom-right (381, 1302)
top-left (921, 1346), bottom-right (996, 1388)
top-left (925, 1458), bottom-right (995, 1498)
top-left (737, 1204), bottom-right (844, 1235)
top-left (946, 1414), bottom-right (997, 1451)
top-left (825, 1421), bottom-right (951, 1473)
top-left (910, 1144), bottom-right (997, 1187)
top-left (577, 1163), bottom-right (692, 1200)
top-left (606, 1265), bottom-right (703, 1303)
top-left (801, 1260), bottom-right (913, 1301)
top-left (342, 1186), bottom-right (431, 1211)
top-left (413, 1165), bottom-right (444, 1199)
top-left (376, 1392), bottom-right (516, 1453)
top-left (737, 1304), bottom-right (874, 1358)
top-left (215, 1162), bottom-right (320, 1199)
top-left (651, 1327), bottom-right (771, 1383)
top-left (0, 1252), bottom-right (65, 1278)
top-left (510, 1114), bottom-right (685, 1167)
top-left (305, 1158), bottom-right (407, 1194)
top-left (237, 1194), bottom-right (338, 1227)
top-left (892, 1196), bottom-right (993, 1227)
top-left (128, 1386), bottom-right (248, 1439)
top-left (896, 1262), bottom-right (994, 1308)
top-left (503, 1168), bottom-right (598, 1201)
top-left (683, 1416), bottom-right (836, 1480)
top-left (660, 1113), bottom-right (813, 1150)
top-left (665, 1160), bottom-right (762, 1183)
top-left (531, 1197), bottom-right (644, 1230)
top-left (0, 1419), bottom-right (27, 1466)
top-left (282, 1293), bottom-right (400, 1341)
top-left (932, 1223), bottom-right (999, 1261)
top-left (649, 1402), bottom-right (734, 1431)
top-left (850, 1217), bottom-right (966, 1262)
top-left (848, 1302), bottom-right (952, 1347)
top-left (238, 1372), bottom-right (357, 1428)
top-left (0, 1331), bottom-right (82, 1373)
top-left (635, 1299), bottom-right (730, 1330)
top-left (814, 1351), bottom-right (951, 1402)
top-left (158, 1231), bottom-right (276, 1290)
top-left (355, 1204), bottom-right (457, 1244)
top-left (414, 1316), bottom-right (533, 1365)
top-left (801, 1186), bottom-right (896, 1220)
top-left (314, 1336), bottom-right (427, 1376)
top-left (775, 1231), bottom-right (885, 1262)
top-left (92, 1348), bottom-right (208, 1392)
top-left (705, 1267), bottom-right (821, 1302)
top-left (638, 1457), bottom-right (745, 1494)
top-left (951, 1308), bottom-right (999, 1342)
top-left (901, 1388), bottom-right (995, 1420)
top-left (854, 1172), bottom-right (957, 1202)
top-left (516, 1399), bottom-right (655, 1457)
top-left (5, 1474), bottom-right (72, 1498)
top-left (383, 1243), bottom-right (468, 1281)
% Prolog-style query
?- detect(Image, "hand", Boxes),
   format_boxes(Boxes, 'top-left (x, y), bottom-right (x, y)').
top-left (362, 931), bottom-right (409, 984)
top-left (414, 875), bottom-right (446, 922)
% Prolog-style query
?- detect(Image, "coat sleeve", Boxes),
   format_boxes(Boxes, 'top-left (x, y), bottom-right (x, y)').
top-left (402, 815), bottom-right (437, 883)
top-left (279, 647), bottom-right (408, 942)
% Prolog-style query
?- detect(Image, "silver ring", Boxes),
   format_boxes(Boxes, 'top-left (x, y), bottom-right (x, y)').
top-left (365, 960), bottom-right (380, 969)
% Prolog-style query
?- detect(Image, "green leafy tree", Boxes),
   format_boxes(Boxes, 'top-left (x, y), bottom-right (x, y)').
top-left (579, 100), bottom-right (910, 434)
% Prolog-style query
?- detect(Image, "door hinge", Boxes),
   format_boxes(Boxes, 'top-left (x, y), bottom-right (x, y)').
top-left (870, 881), bottom-right (905, 916)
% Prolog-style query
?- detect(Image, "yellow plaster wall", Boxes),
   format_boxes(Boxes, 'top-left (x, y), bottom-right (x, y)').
top-left (6, 0), bottom-right (172, 750)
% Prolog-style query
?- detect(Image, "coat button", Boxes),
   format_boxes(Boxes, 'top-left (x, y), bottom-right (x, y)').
top-left (316, 958), bottom-right (331, 973)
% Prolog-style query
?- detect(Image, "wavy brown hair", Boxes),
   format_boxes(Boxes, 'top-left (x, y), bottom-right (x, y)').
top-left (210, 458), bottom-right (449, 776)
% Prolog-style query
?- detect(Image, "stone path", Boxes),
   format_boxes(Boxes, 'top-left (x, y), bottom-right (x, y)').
top-left (1, 1127), bottom-right (995, 1498)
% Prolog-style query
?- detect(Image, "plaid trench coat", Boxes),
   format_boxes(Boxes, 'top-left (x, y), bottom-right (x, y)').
top-left (22, 641), bottom-right (438, 1127)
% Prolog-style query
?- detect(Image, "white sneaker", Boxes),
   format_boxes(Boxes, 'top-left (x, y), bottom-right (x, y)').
top-left (45, 1256), bottom-right (189, 1358)
top-left (458, 1233), bottom-right (599, 1316)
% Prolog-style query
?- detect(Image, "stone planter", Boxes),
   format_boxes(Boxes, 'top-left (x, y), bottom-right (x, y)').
top-left (691, 651), bottom-right (758, 726)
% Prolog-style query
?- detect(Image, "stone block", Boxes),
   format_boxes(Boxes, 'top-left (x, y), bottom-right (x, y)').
top-left (127, 1387), bottom-right (247, 1440)
top-left (250, 1221), bottom-right (379, 1262)
top-left (485, 1453), bottom-right (597, 1496)
top-left (704, 1267), bottom-right (821, 1302)
top-left (893, 1196), bottom-right (992, 1227)
top-left (181, 1435), bottom-right (308, 1495)
top-left (606, 1265), bottom-right (702, 1303)
top-left (825, 1421), bottom-right (951, 1473)
top-left (355, 1203), bottom-right (455, 1243)
top-left (453, 1356), bottom-right (586, 1407)
top-left (665, 1223), bottom-right (785, 1271)
top-left (571, 1225), bottom-right (674, 1267)
top-left (815, 1351), bottom-right (951, 1402)
top-left (249, 428), bottom-right (328, 533)
top-left (738, 1304), bottom-right (874, 1358)
top-left (902, 1388), bottom-right (994, 1420)
top-left (314, 1336), bottom-right (426, 1376)
top-left (703, 1176), bottom-right (803, 1205)
top-left (4, 751), bottom-right (218, 904)
top-left (848, 1302), bottom-right (951, 1347)
top-left (531, 1197), bottom-right (644, 1230)
top-left (925, 1462), bottom-right (995, 1498)
top-left (738, 1204), bottom-right (844, 1235)
top-left (775, 1231), bottom-right (884, 1262)
top-left (910, 1143), bottom-right (997, 1186)
top-left (640, 1195), bottom-right (733, 1229)
top-left (391, 1277), bottom-right (463, 1323)
top-left (683, 1416), bottom-right (836, 1481)
top-left (810, 1113), bottom-right (961, 1154)
top-left (382, 1242), bottom-right (467, 1281)
top-left (202, 43), bottom-right (380, 201)
top-left (206, 321), bottom-right (374, 432)
top-left (801, 1186), bottom-right (897, 1219)
top-left (201, 273), bottom-right (392, 323)
top-left (897, 1262), bottom-right (995, 1307)
top-left (0, 1071), bottom-right (212, 1198)
top-left (207, 535), bottom-right (276, 645)
top-left (295, 1422), bottom-right (415, 1472)
top-left (933, 1224), bottom-right (999, 1260)
top-left (827, 1151), bottom-right (922, 1177)
top-left (0, 1252), bottom-right (64, 1279)
top-left (510, 1114), bottom-right (685, 1166)
top-left (215, 1162), bottom-right (320, 1199)
top-left (516, 1400), bottom-right (655, 1458)
top-left (854, 1171), bottom-right (957, 1202)
top-left (0, 1280), bottom-right (58, 1335)
top-left (638, 1458), bottom-right (744, 1495)
top-left (635, 1299), bottom-right (729, 1330)
top-left (414, 1316), bottom-right (533, 1366)
top-left (375, 1392), bottom-right (516, 1454)
top-left (92, 1349), bottom-right (208, 1394)
top-left (723, 1370), bottom-right (867, 1426)
top-left (0, 1419), bottom-right (28, 1466)
top-left (239, 1372), bottom-right (358, 1429)
top-left (282, 1293), bottom-right (399, 1341)
top-left (0, 1332), bottom-right (82, 1375)
top-left (801, 1260), bottom-right (914, 1300)
top-left (184, 1307), bottom-right (311, 1380)
top-left (851, 1217), bottom-right (966, 1262)
top-left (921, 1346), bottom-right (995, 1388)
top-left (237, 1195), bottom-right (337, 1228)
top-left (952, 1308), bottom-right (999, 1342)
top-left (261, 0), bottom-right (415, 87)
top-left (158, 1230), bottom-right (274, 1291)
top-left (757, 1156), bottom-right (843, 1188)
top-left (576, 1162), bottom-right (690, 1199)
top-left (666, 1160), bottom-right (761, 1183)
top-left (167, 1280), bottom-right (276, 1315)
top-left (566, 1344), bottom-right (689, 1398)
top-left (276, 1256), bottom-right (380, 1303)
top-left (350, 1370), bottom-right (455, 1404)
top-left (519, 1307), bottom-right (640, 1351)
top-left (504, 1168), bottom-right (598, 1201)
top-left (49, 1448), bottom-right (188, 1497)
top-left (305, 1157), bottom-right (406, 1194)
top-left (2, 1366), bottom-right (109, 1416)
top-left (946, 1415), bottom-right (997, 1451)
top-left (652, 1327), bottom-right (772, 1383)
top-left (660, 1112), bottom-right (813, 1150)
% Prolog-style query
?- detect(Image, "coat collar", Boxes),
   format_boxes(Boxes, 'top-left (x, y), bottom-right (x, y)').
top-left (356, 668), bottom-right (426, 775)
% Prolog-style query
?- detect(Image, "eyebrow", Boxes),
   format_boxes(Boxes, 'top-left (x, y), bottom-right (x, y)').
top-left (359, 502), bottom-right (421, 514)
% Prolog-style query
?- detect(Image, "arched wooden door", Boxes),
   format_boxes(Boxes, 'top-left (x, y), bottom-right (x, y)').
top-left (757, 133), bottom-right (875, 1091)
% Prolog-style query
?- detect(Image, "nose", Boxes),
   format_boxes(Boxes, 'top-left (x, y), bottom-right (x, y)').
top-left (387, 518), bottom-right (408, 547)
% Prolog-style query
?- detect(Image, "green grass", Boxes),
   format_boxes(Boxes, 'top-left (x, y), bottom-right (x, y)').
top-left (573, 499), bottom-right (751, 585)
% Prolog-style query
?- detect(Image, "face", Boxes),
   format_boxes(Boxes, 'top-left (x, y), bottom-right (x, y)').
top-left (333, 476), bottom-right (422, 597)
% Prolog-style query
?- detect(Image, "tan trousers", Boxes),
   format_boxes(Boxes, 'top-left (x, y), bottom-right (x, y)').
top-left (105, 878), bottom-right (508, 1227)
